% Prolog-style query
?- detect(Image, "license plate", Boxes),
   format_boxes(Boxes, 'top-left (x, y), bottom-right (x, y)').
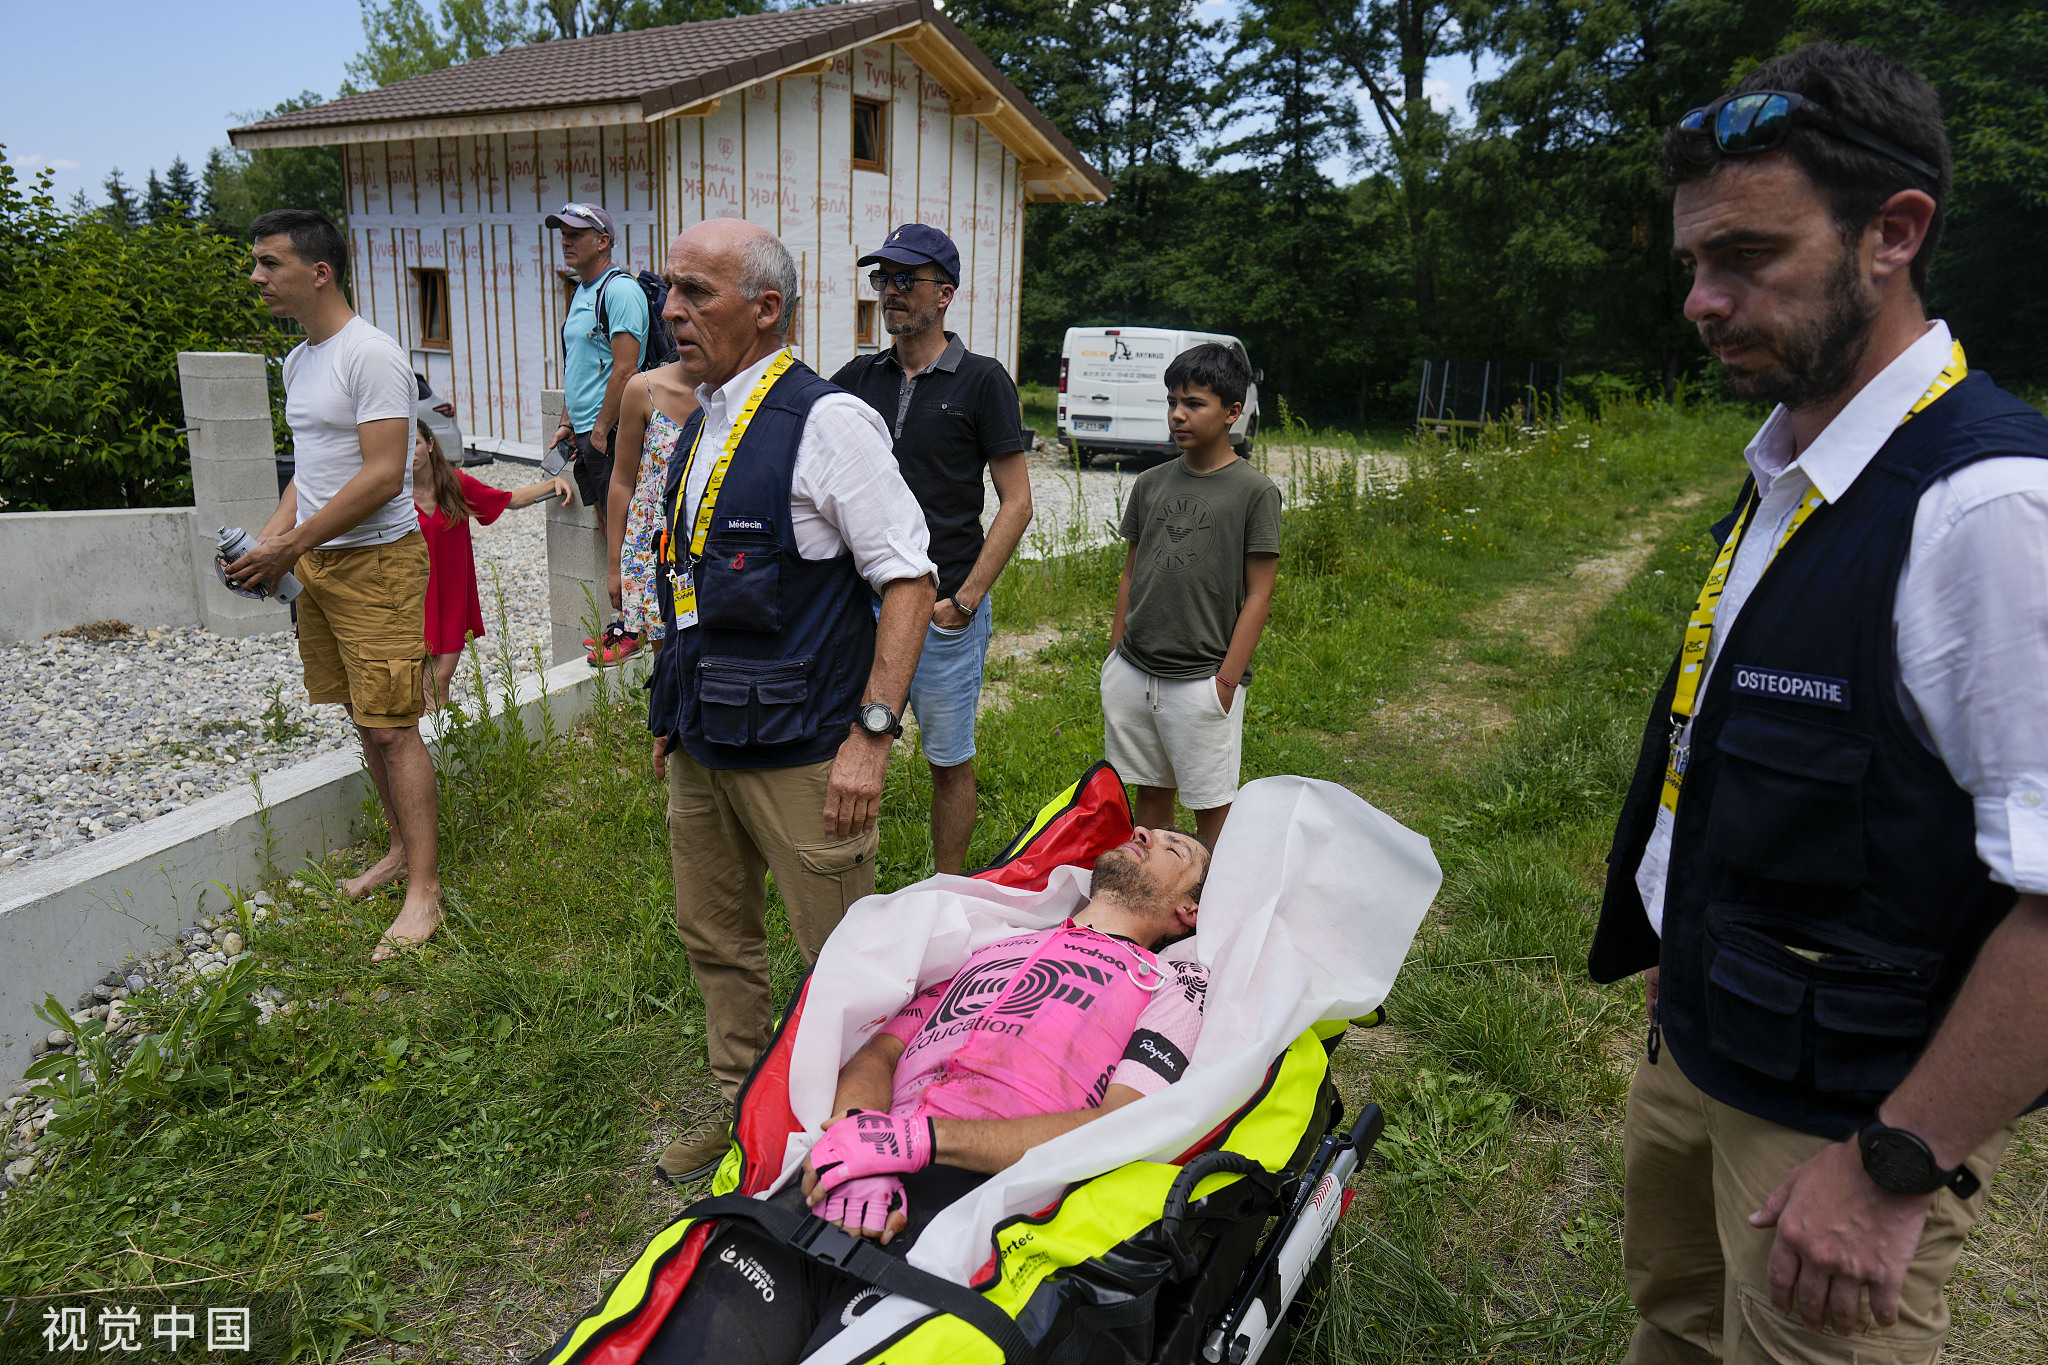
top-left (1072, 417), bottom-right (1109, 432)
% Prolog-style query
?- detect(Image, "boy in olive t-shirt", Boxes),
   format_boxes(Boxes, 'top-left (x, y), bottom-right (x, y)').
top-left (1102, 343), bottom-right (1281, 845)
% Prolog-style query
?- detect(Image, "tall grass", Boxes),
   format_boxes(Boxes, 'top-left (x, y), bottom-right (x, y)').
top-left (0, 397), bottom-right (1761, 1362)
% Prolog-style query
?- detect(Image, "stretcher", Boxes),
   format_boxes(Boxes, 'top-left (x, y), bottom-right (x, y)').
top-left (536, 763), bottom-right (1439, 1365)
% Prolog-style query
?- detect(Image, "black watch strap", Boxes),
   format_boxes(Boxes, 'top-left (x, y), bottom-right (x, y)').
top-left (1858, 1119), bottom-right (1981, 1199)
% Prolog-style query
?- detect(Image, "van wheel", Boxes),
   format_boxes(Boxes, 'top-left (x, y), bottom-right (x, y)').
top-left (1233, 414), bottom-right (1259, 460)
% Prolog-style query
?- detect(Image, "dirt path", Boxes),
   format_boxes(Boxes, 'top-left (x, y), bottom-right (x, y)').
top-left (1357, 490), bottom-right (1705, 766)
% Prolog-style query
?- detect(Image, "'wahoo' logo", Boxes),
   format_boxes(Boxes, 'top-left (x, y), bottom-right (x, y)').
top-left (1730, 666), bottom-right (1850, 711)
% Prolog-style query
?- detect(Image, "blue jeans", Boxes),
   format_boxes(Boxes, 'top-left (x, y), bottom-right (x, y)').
top-left (902, 597), bottom-right (993, 767)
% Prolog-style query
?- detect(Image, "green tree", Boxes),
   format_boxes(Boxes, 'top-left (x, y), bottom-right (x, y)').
top-left (145, 156), bottom-right (199, 225)
top-left (100, 169), bottom-right (138, 230)
top-left (201, 94), bottom-right (348, 241)
top-left (1162, 0), bottom-right (1398, 418)
top-left (1298, 0), bottom-right (1482, 339)
top-left (1795, 0), bottom-right (2048, 386)
top-left (0, 147), bottom-right (277, 511)
top-left (948, 0), bottom-right (1221, 378)
top-left (1443, 0), bottom-right (1799, 391)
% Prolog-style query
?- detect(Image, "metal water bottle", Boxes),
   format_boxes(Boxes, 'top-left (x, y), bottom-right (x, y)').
top-left (215, 526), bottom-right (303, 603)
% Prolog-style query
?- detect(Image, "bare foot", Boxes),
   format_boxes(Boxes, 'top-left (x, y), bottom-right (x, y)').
top-left (371, 888), bottom-right (444, 962)
top-left (341, 849), bottom-right (408, 900)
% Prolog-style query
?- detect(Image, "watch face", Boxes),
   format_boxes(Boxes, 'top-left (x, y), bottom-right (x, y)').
top-left (1864, 1128), bottom-right (1939, 1194)
top-left (860, 703), bottom-right (893, 733)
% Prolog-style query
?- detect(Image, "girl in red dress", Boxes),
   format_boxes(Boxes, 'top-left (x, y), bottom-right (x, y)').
top-left (413, 422), bottom-right (572, 711)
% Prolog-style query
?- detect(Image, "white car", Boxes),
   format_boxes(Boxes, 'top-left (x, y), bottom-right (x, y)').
top-left (1057, 327), bottom-right (1262, 466)
top-left (413, 372), bottom-right (479, 465)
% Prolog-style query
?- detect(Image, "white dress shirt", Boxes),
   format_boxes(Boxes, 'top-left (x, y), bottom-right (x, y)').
top-left (680, 348), bottom-right (936, 593)
top-left (1637, 320), bottom-right (2048, 933)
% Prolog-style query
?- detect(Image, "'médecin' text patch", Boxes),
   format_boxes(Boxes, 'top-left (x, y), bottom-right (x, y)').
top-left (1730, 665), bottom-right (1850, 711)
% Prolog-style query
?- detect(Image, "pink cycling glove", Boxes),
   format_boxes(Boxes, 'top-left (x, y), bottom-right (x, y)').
top-left (808, 1109), bottom-right (935, 1195)
top-left (819, 1174), bottom-right (906, 1238)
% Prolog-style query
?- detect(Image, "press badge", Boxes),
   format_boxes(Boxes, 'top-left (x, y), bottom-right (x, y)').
top-left (667, 564), bottom-right (698, 631)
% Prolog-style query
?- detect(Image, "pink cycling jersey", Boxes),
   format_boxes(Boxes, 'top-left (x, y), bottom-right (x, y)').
top-left (878, 921), bottom-right (1208, 1123)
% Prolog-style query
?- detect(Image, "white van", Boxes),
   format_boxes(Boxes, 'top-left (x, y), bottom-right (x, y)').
top-left (1057, 327), bottom-right (1263, 464)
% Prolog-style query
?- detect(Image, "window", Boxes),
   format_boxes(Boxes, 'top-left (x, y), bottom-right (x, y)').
top-left (413, 268), bottom-right (450, 349)
top-left (855, 299), bottom-right (877, 347)
top-left (852, 97), bottom-right (886, 172)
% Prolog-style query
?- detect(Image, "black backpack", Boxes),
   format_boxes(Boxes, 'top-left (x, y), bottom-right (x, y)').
top-left (594, 267), bottom-right (678, 372)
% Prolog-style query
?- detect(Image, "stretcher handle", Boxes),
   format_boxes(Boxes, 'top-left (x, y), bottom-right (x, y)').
top-left (1161, 1152), bottom-right (1275, 1276)
top-left (1203, 1102), bottom-right (1385, 1363)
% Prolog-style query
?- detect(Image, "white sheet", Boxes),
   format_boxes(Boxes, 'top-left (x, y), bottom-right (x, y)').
top-left (767, 775), bottom-right (1440, 1359)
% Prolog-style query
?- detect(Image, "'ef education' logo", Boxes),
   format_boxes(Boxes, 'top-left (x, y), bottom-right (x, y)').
top-left (1731, 665), bottom-right (1850, 711)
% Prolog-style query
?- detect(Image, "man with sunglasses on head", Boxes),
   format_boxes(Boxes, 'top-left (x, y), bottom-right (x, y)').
top-left (547, 204), bottom-right (648, 522)
top-left (1591, 43), bottom-right (2048, 1365)
top-left (831, 225), bottom-right (1034, 874)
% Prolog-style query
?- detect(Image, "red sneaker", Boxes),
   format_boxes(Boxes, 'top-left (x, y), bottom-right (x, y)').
top-left (587, 629), bottom-right (642, 666)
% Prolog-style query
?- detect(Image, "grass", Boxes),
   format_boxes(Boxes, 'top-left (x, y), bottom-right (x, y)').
top-left (4, 397), bottom-right (2041, 1362)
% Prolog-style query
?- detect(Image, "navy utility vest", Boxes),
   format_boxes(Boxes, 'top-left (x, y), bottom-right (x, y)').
top-left (645, 360), bottom-right (875, 771)
top-left (1591, 372), bottom-right (2048, 1139)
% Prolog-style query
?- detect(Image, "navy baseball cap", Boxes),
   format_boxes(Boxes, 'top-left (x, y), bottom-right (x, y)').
top-left (858, 223), bottom-right (960, 285)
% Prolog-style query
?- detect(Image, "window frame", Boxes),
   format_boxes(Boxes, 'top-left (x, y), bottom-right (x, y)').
top-left (851, 97), bottom-right (887, 173)
top-left (412, 267), bottom-right (451, 351)
top-left (855, 299), bottom-right (877, 347)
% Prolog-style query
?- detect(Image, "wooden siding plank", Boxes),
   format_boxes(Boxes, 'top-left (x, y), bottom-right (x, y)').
top-left (745, 80), bottom-right (780, 231)
top-left (817, 54), bottom-right (856, 372)
top-left (918, 70), bottom-right (952, 234)
top-left (702, 97), bottom-right (744, 218)
top-left (777, 73), bottom-right (821, 363)
top-left (974, 129), bottom-right (1002, 360)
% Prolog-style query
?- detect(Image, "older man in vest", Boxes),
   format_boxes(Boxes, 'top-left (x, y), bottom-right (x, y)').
top-left (1593, 43), bottom-right (2048, 1364)
top-left (647, 220), bottom-right (936, 1183)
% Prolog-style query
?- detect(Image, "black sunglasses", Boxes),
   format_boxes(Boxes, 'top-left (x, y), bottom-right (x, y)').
top-left (868, 269), bottom-right (946, 294)
top-left (1677, 91), bottom-right (1939, 183)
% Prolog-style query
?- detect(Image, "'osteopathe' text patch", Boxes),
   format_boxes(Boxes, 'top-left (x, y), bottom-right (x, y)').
top-left (1730, 666), bottom-right (1850, 711)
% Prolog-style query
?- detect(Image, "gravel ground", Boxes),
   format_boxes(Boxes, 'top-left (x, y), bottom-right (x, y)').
top-left (0, 462), bottom-right (551, 874)
top-left (0, 449), bottom-right (1362, 875)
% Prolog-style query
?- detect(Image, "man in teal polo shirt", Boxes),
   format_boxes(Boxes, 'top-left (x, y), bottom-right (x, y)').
top-left (547, 202), bottom-right (649, 518)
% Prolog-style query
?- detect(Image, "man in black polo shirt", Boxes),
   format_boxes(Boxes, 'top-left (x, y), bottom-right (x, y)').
top-left (833, 224), bottom-right (1034, 874)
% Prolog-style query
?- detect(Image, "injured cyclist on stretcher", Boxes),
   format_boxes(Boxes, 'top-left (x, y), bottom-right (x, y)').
top-left (641, 825), bottom-right (1212, 1363)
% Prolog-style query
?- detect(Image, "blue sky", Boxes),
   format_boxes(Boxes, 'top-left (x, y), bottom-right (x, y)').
top-left (3, 0), bottom-right (365, 206)
top-left (1, 0), bottom-right (1490, 207)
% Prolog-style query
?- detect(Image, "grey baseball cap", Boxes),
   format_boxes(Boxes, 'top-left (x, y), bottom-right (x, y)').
top-left (546, 202), bottom-right (615, 238)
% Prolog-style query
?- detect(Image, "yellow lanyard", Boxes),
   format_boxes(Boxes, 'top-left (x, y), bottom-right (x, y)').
top-left (1659, 340), bottom-right (1968, 813)
top-left (659, 351), bottom-right (795, 620)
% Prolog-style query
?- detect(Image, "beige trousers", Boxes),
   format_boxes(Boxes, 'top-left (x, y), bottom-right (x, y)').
top-left (665, 748), bottom-right (879, 1100)
top-left (1622, 1045), bottom-right (2012, 1365)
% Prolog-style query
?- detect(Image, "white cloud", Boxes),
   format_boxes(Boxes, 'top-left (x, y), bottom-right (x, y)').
top-left (13, 155), bottom-right (79, 170)
top-left (1422, 77), bottom-right (1456, 107)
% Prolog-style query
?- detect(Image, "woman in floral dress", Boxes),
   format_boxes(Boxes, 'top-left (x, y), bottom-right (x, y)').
top-left (598, 362), bottom-right (699, 664)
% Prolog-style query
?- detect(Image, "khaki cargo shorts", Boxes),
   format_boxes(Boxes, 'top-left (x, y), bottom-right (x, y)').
top-left (296, 532), bottom-right (430, 729)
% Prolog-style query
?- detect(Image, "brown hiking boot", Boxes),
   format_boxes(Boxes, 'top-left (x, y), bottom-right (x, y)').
top-left (654, 1119), bottom-right (729, 1185)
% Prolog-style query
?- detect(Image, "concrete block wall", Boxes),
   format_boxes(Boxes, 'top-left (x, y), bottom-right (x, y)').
top-left (0, 351), bottom-right (293, 643)
top-left (0, 654), bottom-right (645, 1062)
top-left (541, 387), bottom-right (612, 666)
top-left (0, 509), bottom-right (201, 641)
top-left (178, 352), bottom-right (292, 639)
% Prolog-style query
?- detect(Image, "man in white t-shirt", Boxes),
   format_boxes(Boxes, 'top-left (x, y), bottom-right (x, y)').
top-left (227, 209), bottom-right (442, 962)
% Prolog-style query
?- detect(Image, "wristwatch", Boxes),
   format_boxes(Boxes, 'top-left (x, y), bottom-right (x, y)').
top-left (1857, 1119), bottom-right (1981, 1198)
top-left (857, 702), bottom-right (903, 739)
